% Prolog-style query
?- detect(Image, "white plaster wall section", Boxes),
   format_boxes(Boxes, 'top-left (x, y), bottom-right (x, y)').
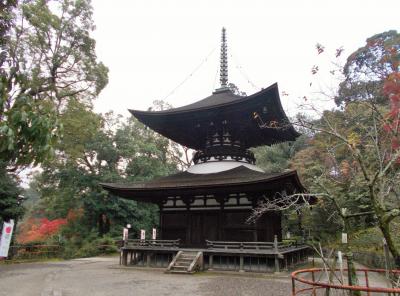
top-left (206, 199), bottom-right (219, 206)
top-left (175, 200), bottom-right (185, 207)
top-left (187, 160), bottom-right (264, 174)
top-left (191, 199), bottom-right (204, 206)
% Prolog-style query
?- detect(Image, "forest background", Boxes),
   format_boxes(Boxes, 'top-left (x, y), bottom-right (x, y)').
top-left (1, 0), bottom-right (399, 264)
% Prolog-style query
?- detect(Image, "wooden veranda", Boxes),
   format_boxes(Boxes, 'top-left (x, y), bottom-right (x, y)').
top-left (120, 237), bottom-right (309, 273)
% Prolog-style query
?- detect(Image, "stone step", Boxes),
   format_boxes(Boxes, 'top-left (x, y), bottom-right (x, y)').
top-left (175, 265), bottom-right (191, 268)
top-left (166, 251), bottom-right (202, 274)
top-left (180, 255), bottom-right (196, 259)
top-left (172, 265), bottom-right (190, 270)
top-left (174, 264), bottom-right (191, 267)
top-left (169, 270), bottom-right (195, 274)
top-left (176, 257), bottom-right (194, 262)
top-left (171, 265), bottom-right (189, 270)
top-left (175, 263), bottom-right (191, 267)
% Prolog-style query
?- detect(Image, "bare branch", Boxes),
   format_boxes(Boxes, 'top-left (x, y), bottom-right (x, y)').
top-left (247, 193), bottom-right (322, 223)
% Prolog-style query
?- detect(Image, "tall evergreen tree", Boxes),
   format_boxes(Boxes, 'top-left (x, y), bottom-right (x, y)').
top-left (0, 0), bottom-right (108, 223)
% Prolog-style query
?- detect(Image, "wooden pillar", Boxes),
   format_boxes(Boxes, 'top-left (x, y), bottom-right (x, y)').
top-left (274, 256), bottom-right (280, 272)
top-left (274, 255), bottom-right (280, 272)
top-left (217, 195), bottom-right (225, 241)
top-left (252, 195), bottom-right (257, 242)
top-left (249, 193), bottom-right (259, 242)
top-left (274, 235), bottom-right (280, 272)
top-left (185, 211), bottom-right (191, 246)
top-left (183, 196), bottom-right (191, 246)
top-left (146, 252), bottom-right (151, 267)
top-left (122, 250), bottom-right (128, 266)
top-left (277, 211), bottom-right (283, 241)
top-left (208, 254), bottom-right (214, 270)
top-left (253, 222), bottom-right (258, 242)
top-left (159, 205), bottom-right (163, 240)
top-left (291, 253), bottom-right (294, 267)
top-left (239, 255), bottom-right (244, 272)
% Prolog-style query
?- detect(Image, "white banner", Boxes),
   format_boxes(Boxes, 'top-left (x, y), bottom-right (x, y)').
top-left (337, 251), bottom-right (343, 264)
top-left (0, 220), bottom-right (15, 258)
top-left (341, 233), bottom-right (348, 244)
top-left (140, 229), bottom-right (145, 240)
top-left (152, 228), bottom-right (156, 240)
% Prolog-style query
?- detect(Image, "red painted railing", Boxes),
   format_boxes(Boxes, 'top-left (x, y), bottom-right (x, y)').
top-left (292, 267), bottom-right (400, 295)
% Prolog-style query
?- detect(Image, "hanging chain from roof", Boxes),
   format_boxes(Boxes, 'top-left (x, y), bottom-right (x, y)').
top-left (212, 66), bottom-right (219, 91)
top-left (229, 51), bottom-right (259, 91)
top-left (220, 27), bottom-right (228, 88)
top-left (162, 46), bottom-right (217, 102)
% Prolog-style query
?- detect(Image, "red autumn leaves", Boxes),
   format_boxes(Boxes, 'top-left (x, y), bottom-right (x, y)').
top-left (17, 217), bottom-right (67, 244)
top-left (383, 72), bottom-right (400, 153)
top-left (17, 209), bottom-right (82, 244)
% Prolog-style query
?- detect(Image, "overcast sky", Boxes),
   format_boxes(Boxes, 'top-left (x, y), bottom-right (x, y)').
top-left (90, 0), bottom-right (399, 118)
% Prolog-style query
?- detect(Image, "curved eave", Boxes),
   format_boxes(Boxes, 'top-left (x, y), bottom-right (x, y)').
top-left (130, 83), bottom-right (279, 116)
top-left (100, 170), bottom-right (308, 202)
top-left (129, 83), bottom-right (299, 149)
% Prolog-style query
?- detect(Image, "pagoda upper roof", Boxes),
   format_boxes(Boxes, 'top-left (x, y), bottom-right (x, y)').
top-left (129, 83), bottom-right (299, 150)
top-left (100, 166), bottom-right (308, 202)
top-left (156, 87), bottom-right (243, 113)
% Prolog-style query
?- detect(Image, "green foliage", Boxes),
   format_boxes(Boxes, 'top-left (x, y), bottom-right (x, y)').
top-left (30, 100), bottom-right (178, 257)
top-left (21, 177), bottom-right (41, 213)
top-left (0, 1), bottom-right (17, 58)
top-left (228, 83), bottom-right (246, 96)
top-left (336, 30), bottom-right (400, 106)
top-left (278, 31), bottom-right (400, 254)
top-left (252, 134), bottom-right (308, 173)
top-left (65, 235), bottom-right (118, 259)
top-left (0, 162), bottom-right (24, 224)
top-left (288, 31), bottom-right (400, 266)
top-left (290, 105), bottom-right (384, 238)
top-left (350, 220), bottom-right (400, 254)
top-left (0, 0), bottom-right (108, 169)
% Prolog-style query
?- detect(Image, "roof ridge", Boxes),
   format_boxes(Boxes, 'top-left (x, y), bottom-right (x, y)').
top-left (100, 167), bottom-right (299, 189)
top-left (129, 83), bottom-right (278, 116)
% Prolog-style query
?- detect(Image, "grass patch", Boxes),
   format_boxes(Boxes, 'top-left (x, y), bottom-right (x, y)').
top-left (351, 223), bottom-right (400, 255)
top-left (326, 220), bottom-right (400, 255)
top-left (0, 257), bottom-right (63, 265)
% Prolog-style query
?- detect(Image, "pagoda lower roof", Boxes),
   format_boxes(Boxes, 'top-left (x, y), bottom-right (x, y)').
top-left (129, 83), bottom-right (299, 150)
top-left (100, 166), bottom-right (307, 202)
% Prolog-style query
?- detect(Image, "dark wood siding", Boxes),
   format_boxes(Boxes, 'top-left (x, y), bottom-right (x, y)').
top-left (160, 209), bottom-right (281, 247)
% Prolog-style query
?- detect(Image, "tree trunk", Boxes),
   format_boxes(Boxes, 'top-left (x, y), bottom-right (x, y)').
top-left (296, 210), bottom-right (305, 238)
top-left (98, 213), bottom-right (110, 236)
top-left (343, 218), bottom-right (360, 296)
top-left (378, 220), bottom-right (400, 269)
top-left (369, 187), bottom-right (400, 269)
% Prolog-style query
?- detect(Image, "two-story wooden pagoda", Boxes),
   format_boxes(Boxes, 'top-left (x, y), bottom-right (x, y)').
top-left (101, 28), bottom-right (310, 273)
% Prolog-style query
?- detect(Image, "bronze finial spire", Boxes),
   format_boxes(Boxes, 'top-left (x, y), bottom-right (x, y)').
top-left (220, 27), bottom-right (228, 88)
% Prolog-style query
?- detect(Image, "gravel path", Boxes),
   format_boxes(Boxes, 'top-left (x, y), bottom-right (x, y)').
top-left (200, 276), bottom-right (291, 296)
top-left (0, 257), bottom-right (292, 296)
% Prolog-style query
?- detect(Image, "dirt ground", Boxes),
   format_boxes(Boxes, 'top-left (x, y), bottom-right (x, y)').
top-left (0, 256), bottom-right (293, 296)
top-left (0, 256), bottom-right (393, 295)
